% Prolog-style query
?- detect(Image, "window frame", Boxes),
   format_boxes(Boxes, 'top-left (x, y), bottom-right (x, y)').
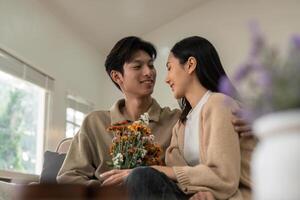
top-left (65, 94), bottom-right (93, 138)
top-left (0, 47), bottom-right (54, 181)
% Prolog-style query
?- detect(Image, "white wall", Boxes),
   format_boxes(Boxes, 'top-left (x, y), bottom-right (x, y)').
top-left (0, 0), bottom-right (121, 150)
top-left (143, 0), bottom-right (300, 108)
top-left (1, 0), bottom-right (299, 150)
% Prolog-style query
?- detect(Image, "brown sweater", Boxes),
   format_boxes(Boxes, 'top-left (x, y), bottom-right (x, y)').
top-left (165, 93), bottom-right (256, 200)
top-left (57, 98), bottom-right (180, 186)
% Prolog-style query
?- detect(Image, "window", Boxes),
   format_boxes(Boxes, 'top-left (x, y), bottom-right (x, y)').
top-left (65, 95), bottom-right (93, 137)
top-left (0, 49), bottom-right (53, 175)
top-left (66, 107), bottom-right (84, 138)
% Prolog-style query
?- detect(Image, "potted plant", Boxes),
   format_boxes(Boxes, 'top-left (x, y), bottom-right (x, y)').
top-left (220, 23), bottom-right (300, 200)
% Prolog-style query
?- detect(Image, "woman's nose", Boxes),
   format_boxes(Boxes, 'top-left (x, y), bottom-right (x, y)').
top-left (165, 74), bottom-right (170, 84)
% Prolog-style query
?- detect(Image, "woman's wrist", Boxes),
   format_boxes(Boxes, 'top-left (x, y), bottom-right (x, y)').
top-left (151, 166), bottom-right (177, 181)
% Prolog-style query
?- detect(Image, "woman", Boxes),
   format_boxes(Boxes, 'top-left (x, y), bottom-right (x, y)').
top-left (126, 36), bottom-right (255, 200)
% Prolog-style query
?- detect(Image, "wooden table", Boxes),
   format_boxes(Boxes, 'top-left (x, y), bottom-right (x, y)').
top-left (13, 184), bottom-right (128, 200)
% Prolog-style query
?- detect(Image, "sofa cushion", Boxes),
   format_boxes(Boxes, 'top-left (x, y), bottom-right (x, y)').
top-left (39, 151), bottom-right (66, 183)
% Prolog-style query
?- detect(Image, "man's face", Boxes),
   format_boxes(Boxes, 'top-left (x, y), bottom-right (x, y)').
top-left (116, 50), bottom-right (156, 98)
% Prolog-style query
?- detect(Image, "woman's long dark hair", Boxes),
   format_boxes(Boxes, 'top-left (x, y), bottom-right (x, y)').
top-left (171, 36), bottom-right (235, 122)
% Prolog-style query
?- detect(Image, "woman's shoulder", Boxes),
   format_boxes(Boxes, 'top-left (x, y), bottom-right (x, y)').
top-left (204, 92), bottom-right (239, 112)
top-left (208, 92), bottom-right (236, 103)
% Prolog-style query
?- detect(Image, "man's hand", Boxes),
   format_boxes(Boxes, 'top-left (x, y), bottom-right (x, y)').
top-left (232, 109), bottom-right (253, 137)
top-left (100, 169), bottom-right (131, 186)
top-left (190, 191), bottom-right (215, 200)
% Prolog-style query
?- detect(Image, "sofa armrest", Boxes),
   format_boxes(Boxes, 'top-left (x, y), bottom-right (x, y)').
top-left (0, 181), bottom-right (16, 200)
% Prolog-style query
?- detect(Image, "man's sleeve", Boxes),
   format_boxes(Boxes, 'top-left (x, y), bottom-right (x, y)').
top-left (56, 118), bottom-right (101, 186)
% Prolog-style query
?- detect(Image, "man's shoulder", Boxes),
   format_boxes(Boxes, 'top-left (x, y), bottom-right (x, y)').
top-left (81, 110), bottom-right (112, 130)
top-left (160, 106), bottom-right (181, 120)
top-left (85, 110), bottom-right (110, 121)
top-left (160, 106), bottom-right (181, 115)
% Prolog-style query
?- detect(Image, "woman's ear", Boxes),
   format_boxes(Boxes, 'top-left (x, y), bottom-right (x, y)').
top-left (186, 56), bottom-right (197, 74)
top-left (110, 70), bottom-right (123, 86)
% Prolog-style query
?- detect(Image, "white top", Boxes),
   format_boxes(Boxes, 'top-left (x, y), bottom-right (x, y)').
top-left (183, 90), bottom-right (211, 166)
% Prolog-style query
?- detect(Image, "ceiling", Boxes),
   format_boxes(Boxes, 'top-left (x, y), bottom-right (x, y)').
top-left (41, 0), bottom-right (207, 55)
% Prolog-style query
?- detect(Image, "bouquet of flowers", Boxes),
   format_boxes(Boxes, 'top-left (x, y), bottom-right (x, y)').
top-left (220, 23), bottom-right (300, 122)
top-left (106, 113), bottom-right (163, 169)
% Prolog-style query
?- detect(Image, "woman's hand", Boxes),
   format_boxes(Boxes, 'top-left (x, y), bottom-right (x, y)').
top-left (151, 165), bottom-right (177, 181)
top-left (189, 191), bottom-right (215, 200)
top-left (100, 169), bottom-right (131, 186)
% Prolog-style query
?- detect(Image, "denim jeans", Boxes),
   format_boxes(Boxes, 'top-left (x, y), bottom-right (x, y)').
top-left (125, 166), bottom-right (190, 200)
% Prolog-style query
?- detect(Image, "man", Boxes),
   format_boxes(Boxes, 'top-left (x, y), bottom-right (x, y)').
top-left (57, 36), bottom-right (252, 199)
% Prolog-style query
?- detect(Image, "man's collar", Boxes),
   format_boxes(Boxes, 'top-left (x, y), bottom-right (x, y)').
top-left (109, 98), bottom-right (161, 125)
top-left (146, 99), bottom-right (161, 122)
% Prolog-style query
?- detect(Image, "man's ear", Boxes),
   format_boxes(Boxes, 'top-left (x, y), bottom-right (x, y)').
top-left (186, 56), bottom-right (197, 74)
top-left (110, 70), bottom-right (123, 86)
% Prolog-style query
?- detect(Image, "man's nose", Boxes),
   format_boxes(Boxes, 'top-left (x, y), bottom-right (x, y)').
top-left (143, 65), bottom-right (153, 76)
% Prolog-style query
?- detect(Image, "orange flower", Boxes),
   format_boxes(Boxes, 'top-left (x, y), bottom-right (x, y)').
top-left (121, 135), bottom-right (128, 141)
top-left (106, 113), bottom-right (162, 169)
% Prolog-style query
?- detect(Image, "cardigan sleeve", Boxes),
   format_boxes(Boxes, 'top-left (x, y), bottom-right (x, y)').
top-left (165, 122), bottom-right (188, 166)
top-left (56, 116), bottom-right (102, 186)
top-left (173, 95), bottom-right (241, 199)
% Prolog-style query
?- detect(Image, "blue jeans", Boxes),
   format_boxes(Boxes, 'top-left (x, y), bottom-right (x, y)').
top-left (125, 167), bottom-right (190, 200)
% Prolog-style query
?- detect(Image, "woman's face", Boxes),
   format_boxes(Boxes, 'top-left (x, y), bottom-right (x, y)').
top-left (165, 53), bottom-right (190, 99)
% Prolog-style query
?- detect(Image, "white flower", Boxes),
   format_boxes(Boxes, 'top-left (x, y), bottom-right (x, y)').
top-left (142, 135), bottom-right (154, 143)
top-left (112, 153), bottom-right (123, 167)
top-left (142, 136), bottom-right (148, 142)
top-left (149, 134), bottom-right (155, 142)
top-left (141, 149), bottom-right (147, 157)
top-left (112, 136), bottom-right (118, 143)
top-left (139, 112), bottom-right (150, 125)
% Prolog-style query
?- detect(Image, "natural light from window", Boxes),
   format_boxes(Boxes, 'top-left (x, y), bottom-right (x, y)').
top-left (0, 70), bottom-right (46, 175)
top-left (66, 107), bottom-right (84, 138)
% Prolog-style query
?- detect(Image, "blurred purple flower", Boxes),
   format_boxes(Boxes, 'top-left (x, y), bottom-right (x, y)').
top-left (221, 23), bottom-right (300, 122)
top-left (292, 35), bottom-right (300, 49)
top-left (233, 64), bottom-right (251, 81)
top-left (219, 76), bottom-right (235, 96)
top-left (239, 108), bottom-right (255, 122)
top-left (248, 21), bottom-right (265, 58)
top-left (258, 69), bottom-right (272, 88)
top-left (251, 60), bottom-right (264, 70)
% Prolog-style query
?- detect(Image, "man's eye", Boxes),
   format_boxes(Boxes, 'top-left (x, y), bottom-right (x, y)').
top-left (133, 66), bottom-right (141, 69)
top-left (149, 64), bottom-right (155, 69)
